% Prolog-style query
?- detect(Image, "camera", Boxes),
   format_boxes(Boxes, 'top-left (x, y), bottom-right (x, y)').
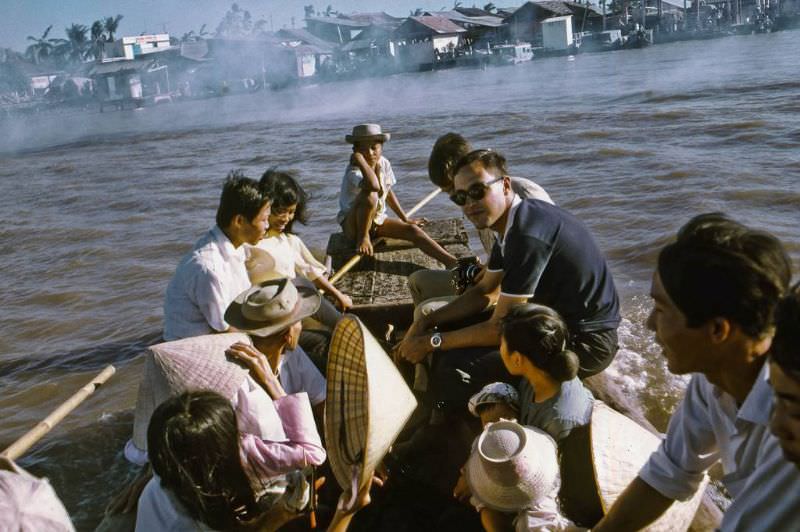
top-left (451, 256), bottom-right (481, 293)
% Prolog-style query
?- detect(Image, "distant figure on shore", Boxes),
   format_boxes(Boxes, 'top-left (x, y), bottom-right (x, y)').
top-left (769, 281), bottom-right (800, 468)
top-left (409, 132), bottom-right (554, 307)
top-left (593, 213), bottom-right (800, 531)
top-left (162, 172), bottom-right (270, 341)
top-left (337, 123), bottom-right (457, 267)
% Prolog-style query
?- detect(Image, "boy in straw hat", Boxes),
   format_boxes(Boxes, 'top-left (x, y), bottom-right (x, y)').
top-left (225, 276), bottom-right (327, 420)
top-left (594, 213), bottom-right (800, 532)
top-left (337, 123), bottom-right (457, 267)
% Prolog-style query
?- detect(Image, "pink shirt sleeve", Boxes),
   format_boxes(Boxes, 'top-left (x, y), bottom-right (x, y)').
top-left (239, 392), bottom-right (326, 481)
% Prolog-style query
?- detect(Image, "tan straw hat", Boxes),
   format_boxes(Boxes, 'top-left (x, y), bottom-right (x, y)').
top-left (465, 421), bottom-right (560, 512)
top-left (131, 332), bottom-right (252, 451)
top-left (0, 459), bottom-right (75, 532)
top-left (225, 277), bottom-right (321, 338)
top-left (245, 246), bottom-right (279, 284)
top-left (325, 314), bottom-right (417, 496)
top-left (591, 402), bottom-right (708, 531)
top-left (345, 123), bottom-right (390, 144)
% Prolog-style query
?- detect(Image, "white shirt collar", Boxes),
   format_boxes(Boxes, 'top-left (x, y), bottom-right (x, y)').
top-left (495, 194), bottom-right (522, 247)
top-left (211, 225), bottom-right (244, 261)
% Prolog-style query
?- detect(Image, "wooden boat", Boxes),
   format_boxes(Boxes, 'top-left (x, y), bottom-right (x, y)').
top-left (325, 216), bottom-right (723, 531)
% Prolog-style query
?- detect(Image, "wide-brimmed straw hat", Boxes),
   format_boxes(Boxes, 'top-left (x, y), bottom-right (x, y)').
top-left (468, 382), bottom-right (520, 417)
top-left (345, 123), bottom-right (390, 144)
top-left (245, 246), bottom-right (279, 284)
top-left (225, 277), bottom-right (321, 338)
top-left (325, 314), bottom-right (417, 496)
top-left (131, 332), bottom-right (252, 451)
top-left (465, 421), bottom-right (560, 513)
top-left (0, 460), bottom-right (75, 531)
top-left (591, 402), bottom-right (708, 531)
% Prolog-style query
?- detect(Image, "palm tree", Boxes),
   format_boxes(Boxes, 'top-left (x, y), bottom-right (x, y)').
top-left (25, 25), bottom-right (55, 65)
top-left (52, 23), bottom-right (90, 65)
top-left (104, 15), bottom-right (124, 42)
top-left (484, 2), bottom-right (497, 13)
top-left (89, 20), bottom-right (105, 60)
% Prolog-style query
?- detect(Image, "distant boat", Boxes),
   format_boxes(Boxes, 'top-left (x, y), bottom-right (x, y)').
top-left (490, 43), bottom-right (534, 65)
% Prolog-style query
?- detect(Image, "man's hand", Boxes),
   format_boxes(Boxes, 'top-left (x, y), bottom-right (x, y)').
top-left (403, 217), bottom-right (428, 227)
top-left (396, 333), bottom-right (433, 364)
top-left (336, 293), bottom-right (353, 311)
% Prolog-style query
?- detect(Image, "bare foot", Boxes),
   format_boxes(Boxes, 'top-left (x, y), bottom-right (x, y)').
top-left (357, 236), bottom-right (374, 256)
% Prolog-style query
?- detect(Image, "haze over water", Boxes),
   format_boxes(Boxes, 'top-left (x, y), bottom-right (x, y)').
top-left (0, 31), bottom-right (798, 529)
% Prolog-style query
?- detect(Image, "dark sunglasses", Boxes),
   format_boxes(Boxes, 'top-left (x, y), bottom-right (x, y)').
top-left (449, 176), bottom-right (504, 206)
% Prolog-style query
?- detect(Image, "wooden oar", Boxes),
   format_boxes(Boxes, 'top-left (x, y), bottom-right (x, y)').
top-left (329, 188), bottom-right (441, 286)
top-left (1, 365), bottom-right (116, 461)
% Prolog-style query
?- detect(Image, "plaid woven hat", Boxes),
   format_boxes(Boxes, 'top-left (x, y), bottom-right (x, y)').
top-left (0, 459), bottom-right (75, 531)
top-left (591, 402), bottom-right (709, 531)
top-left (131, 332), bottom-right (252, 451)
top-left (324, 315), bottom-right (417, 496)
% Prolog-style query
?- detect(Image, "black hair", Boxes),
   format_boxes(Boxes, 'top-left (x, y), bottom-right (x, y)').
top-left (772, 281), bottom-right (800, 374)
top-left (501, 304), bottom-right (579, 382)
top-left (147, 391), bottom-right (260, 530)
top-left (259, 168), bottom-right (308, 234)
top-left (427, 133), bottom-right (473, 190)
top-left (658, 213), bottom-right (791, 339)
top-left (216, 170), bottom-right (270, 229)
top-left (453, 148), bottom-right (508, 179)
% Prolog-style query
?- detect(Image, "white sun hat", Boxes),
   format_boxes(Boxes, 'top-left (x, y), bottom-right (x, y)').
top-left (0, 459), bottom-right (75, 532)
top-left (465, 420), bottom-right (560, 513)
top-left (324, 314), bottom-right (417, 502)
top-left (590, 402), bottom-right (709, 531)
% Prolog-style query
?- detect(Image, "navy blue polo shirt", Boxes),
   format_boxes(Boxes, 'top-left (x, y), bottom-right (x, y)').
top-left (487, 199), bottom-right (620, 332)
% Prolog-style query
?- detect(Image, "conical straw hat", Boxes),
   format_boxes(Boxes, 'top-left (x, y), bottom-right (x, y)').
top-left (132, 332), bottom-right (252, 451)
top-left (590, 402), bottom-right (708, 531)
top-left (325, 314), bottom-right (417, 493)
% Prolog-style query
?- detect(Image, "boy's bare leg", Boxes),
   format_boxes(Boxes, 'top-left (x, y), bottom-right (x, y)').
top-left (376, 218), bottom-right (458, 268)
top-left (342, 190), bottom-right (379, 256)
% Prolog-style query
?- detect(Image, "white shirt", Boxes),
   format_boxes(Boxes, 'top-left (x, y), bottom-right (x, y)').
top-left (253, 232), bottom-right (327, 281)
top-left (639, 364), bottom-right (800, 531)
top-left (478, 177), bottom-right (553, 255)
top-left (277, 347), bottom-right (327, 406)
top-left (337, 156), bottom-right (396, 225)
top-left (163, 226), bottom-right (251, 341)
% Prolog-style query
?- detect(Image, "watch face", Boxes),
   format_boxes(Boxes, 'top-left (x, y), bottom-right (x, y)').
top-left (430, 333), bottom-right (442, 348)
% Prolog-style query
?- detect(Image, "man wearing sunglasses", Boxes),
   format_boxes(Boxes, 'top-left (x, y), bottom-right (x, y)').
top-left (398, 149), bottom-right (620, 392)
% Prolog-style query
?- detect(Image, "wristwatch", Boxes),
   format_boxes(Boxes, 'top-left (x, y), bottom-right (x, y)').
top-left (430, 332), bottom-right (443, 350)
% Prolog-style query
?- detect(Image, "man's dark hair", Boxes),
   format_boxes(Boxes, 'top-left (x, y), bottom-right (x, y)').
top-left (772, 282), bottom-right (800, 374)
top-left (453, 149), bottom-right (508, 179)
top-left (428, 133), bottom-right (472, 189)
top-left (658, 213), bottom-right (791, 339)
top-left (215, 170), bottom-right (268, 229)
top-left (259, 168), bottom-right (308, 234)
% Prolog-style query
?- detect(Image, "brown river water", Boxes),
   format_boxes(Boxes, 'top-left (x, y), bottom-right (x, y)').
top-left (1, 31), bottom-right (798, 529)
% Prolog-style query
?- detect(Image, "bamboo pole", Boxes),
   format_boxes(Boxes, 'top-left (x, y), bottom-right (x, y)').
top-left (1, 365), bottom-right (116, 461)
top-left (329, 188), bottom-right (441, 286)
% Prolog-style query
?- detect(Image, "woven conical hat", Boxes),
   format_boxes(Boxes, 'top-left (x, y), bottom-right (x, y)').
top-left (591, 402), bottom-right (708, 531)
top-left (325, 314), bottom-right (417, 492)
top-left (132, 332), bottom-right (251, 451)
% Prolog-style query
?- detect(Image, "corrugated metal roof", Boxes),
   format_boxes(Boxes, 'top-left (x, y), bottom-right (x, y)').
top-left (346, 12), bottom-right (402, 26)
top-left (276, 28), bottom-right (337, 52)
top-left (408, 16), bottom-right (468, 34)
top-left (305, 15), bottom-right (368, 28)
top-left (533, 1), bottom-right (574, 16)
top-left (90, 58), bottom-right (154, 75)
top-left (425, 10), bottom-right (506, 27)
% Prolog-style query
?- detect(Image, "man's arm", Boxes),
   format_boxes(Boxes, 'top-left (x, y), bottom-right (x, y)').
top-left (386, 189), bottom-right (409, 222)
top-left (436, 293), bottom-right (528, 352)
top-left (351, 152), bottom-right (380, 192)
top-left (420, 268), bottom-right (502, 332)
top-left (592, 477), bottom-right (674, 532)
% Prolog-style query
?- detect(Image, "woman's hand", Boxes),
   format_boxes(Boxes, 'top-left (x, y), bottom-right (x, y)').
top-left (336, 292), bottom-right (353, 311)
top-left (453, 469), bottom-right (472, 503)
top-left (226, 342), bottom-right (286, 399)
